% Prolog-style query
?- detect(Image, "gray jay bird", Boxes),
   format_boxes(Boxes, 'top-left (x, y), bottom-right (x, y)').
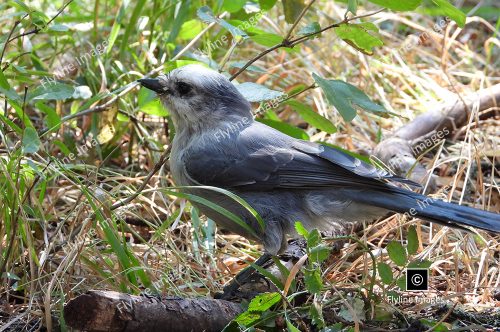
top-left (138, 64), bottom-right (500, 256)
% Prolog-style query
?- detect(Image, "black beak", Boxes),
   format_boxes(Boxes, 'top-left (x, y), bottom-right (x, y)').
top-left (138, 78), bottom-right (164, 93)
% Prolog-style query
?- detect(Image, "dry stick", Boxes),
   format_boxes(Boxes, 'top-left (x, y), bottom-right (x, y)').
top-left (64, 290), bottom-right (243, 332)
top-left (229, 8), bottom-right (386, 81)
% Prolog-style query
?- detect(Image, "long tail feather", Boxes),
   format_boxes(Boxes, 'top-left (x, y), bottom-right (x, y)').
top-left (347, 188), bottom-right (500, 232)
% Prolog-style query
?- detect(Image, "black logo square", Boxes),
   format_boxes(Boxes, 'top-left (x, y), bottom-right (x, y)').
top-left (406, 268), bottom-right (428, 291)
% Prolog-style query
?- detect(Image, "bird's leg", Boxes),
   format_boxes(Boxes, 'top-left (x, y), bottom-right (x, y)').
top-left (215, 253), bottom-right (273, 300)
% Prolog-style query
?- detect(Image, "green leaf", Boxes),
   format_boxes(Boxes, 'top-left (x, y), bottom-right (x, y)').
top-left (178, 19), bottom-right (204, 40)
top-left (310, 245), bottom-right (330, 263)
top-left (247, 292), bottom-right (281, 312)
top-left (222, 0), bottom-right (246, 13)
top-left (236, 82), bottom-right (284, 102)
top-left (312, 73), bottom-right (390, 122)
top-left (367, 0), bottom-right (422, 11)
top-left (256, 119), bottom-right (309, 140)
top-left (29, 83), bottom-right (75, 101)
top-left (396, 276), bottom-right (406, 291)
top-left (259, 0), bottom-right (278, 11)
top-left (119, 0), bottom-right (147, 57)
top-left (286, 319), bottom-right (301, 332)
top-left (297, 22), bottom-right (321, 36)
top-left (234, 311), bottom-right (260, 327)
top-left (285, 100), bottom-right (337, 134)
top-left (35, 102), bottom-right (61, 132)
top-left (407, 225), bottom-right (419, 255)
top-left (295, 221), bottom-right (309, 238)
top-left (282, 0), bottom-right (305, 24)
top-left (304, 269), bottom-right (323, 294)
top-left (348, 0), bottom-right (358, 14)
top-left (22, 127), bottom-right (41, 154)
top-left (377, 262), bottom-right (393, 284)
top-left (139, 99), bottom-right (168, 117)
top-left (307, 229), bottom-right (321, 248)
top-left (387, 241), bottom-right (407, 267)
top-left (334, 23), bottom-right (384, 54)
top-left (250, 32), bottom-right (283, 47)
top-left (431, 0), bottom-right (466, 27)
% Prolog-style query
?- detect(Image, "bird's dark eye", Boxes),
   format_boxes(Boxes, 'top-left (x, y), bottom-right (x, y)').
top-left (176, 82), bottom-right (192, 96)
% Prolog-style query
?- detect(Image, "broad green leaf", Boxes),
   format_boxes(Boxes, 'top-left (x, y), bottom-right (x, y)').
top-left (259, 0), bottom-right (278, 11)
top-left (234, 311), bottom-right (260, 326)
top-left (407, 225), bottom-right (419, 255)
top-left (386, 241), bottom-right (407, 267)
top-left (297, 22), bottom-right (321, 36)
top-left (310, 245), bottom-right (330, 263)
top-left (312, 73), bottom-right (389, 122)
top-left (282, 0), bottom-right (305, 24)
top-left (307, 229), bottom-right (321, 248)
top-left (295, 221), bottom-right (309, 238)
top-left (29, 83), bottom-right (75, 101)
top-left (247, 292), bottom-right (281, 312)
top-left (396, 275), bottom-right (406, 291)
top-left (140, 100), bottom-right (168, 116)
top-left (367, 0), bottom-right (422, 11)
top-left (250, 32), bottom-right (283, 47)
top-left (222, 0), bottom-right (246, 13)
top-left (22, 127), bottom-right (41, 154)
top-left (431, 0), bottom-right (466, 27)
top-left (348, 0), bottom-right (358, 14)
top-left (285, 100), bottom-right (337, 134)
top-left (377, 262), bottom-right (393, 284)
top-left (304, 270), bottom-right (323, 294)
top-left (178, 19), bottom-right (204, 40)
top-left (257, 119), bottom-right (309, 140)
top-left (335, 23), bottom-right (384, 54)
top-left (236, 82), bottom-right (284, 102)
top-left (36, 102), bottom-right (61, 132)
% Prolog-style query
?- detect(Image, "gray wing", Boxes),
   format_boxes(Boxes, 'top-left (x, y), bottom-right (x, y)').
top-left (184, 122), bottom-right (418, 190)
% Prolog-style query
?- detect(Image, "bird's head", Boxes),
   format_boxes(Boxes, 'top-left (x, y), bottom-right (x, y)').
top-left (138, 64), bottom-right (252, 131)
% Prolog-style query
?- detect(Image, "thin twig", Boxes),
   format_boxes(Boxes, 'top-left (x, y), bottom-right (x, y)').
top-left (283, 0), bottom-right (317, 42)
top-left (6, 0), bottom-right (74, 43)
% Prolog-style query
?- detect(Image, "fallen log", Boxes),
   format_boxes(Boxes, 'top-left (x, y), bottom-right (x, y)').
top-left (63, 290), bottom-right (243, 332)
top-left (374, 84), bottom-right (500, 190)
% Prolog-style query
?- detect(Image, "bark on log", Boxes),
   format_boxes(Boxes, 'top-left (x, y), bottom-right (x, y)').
top-left (64, 290), bottom-right (243, 332)
top-left (374, 84), bottom-right (500, 190)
